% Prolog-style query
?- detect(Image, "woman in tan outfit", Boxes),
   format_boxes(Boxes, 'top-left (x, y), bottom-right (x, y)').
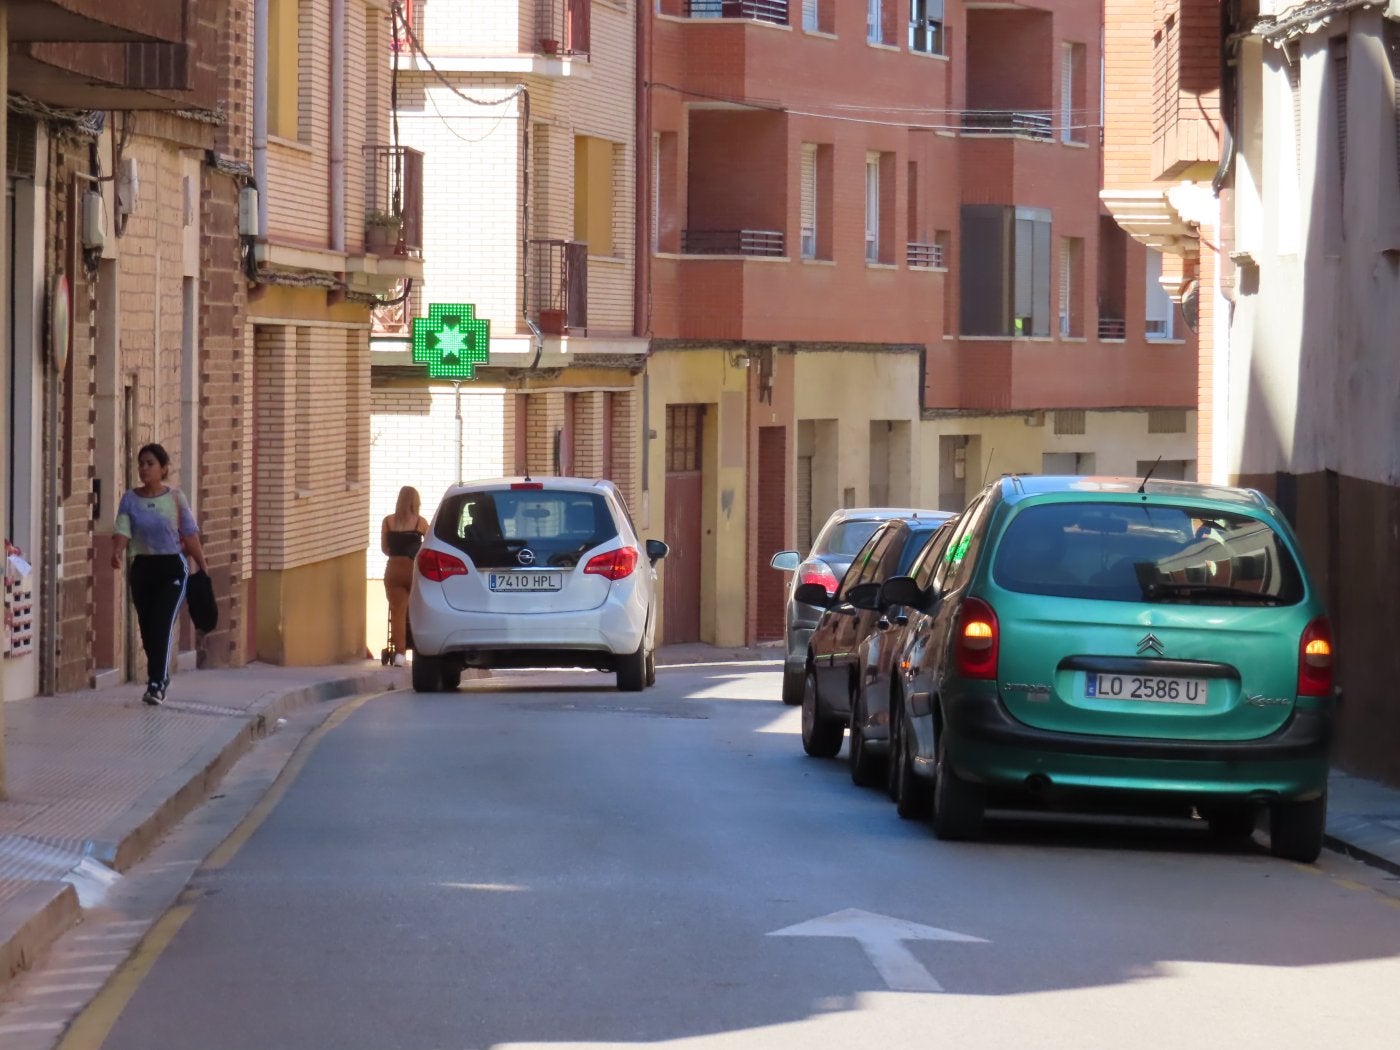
top-left (381, 486), bottom-right (428, 667)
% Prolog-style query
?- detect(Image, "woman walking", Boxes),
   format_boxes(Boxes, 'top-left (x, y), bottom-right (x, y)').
top-left (110, 443), bottom-right (207, 705)
top-left (381, 485), bottom-right (428, 667)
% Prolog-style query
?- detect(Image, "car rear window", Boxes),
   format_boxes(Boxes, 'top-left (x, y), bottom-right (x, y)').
top-left (814, 520), bottom-right (883, 558)
top-left (434, 489), bottom-right (620, 570)
top-left (991, 501), bottom-right (1305, 605)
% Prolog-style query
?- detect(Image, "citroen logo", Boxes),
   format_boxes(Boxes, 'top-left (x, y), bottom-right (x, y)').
top-left (516, 548), bottom-right (536, 566)
top-left (1137, 632), bottom-right (1165, 656)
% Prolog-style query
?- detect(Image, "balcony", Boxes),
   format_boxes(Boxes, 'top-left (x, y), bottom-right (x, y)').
top-left (681, 229), bottom-right (785, 257)
top-left (535, 0), bottom-right (591, 56)
top-left (960, 110), bottom-right (1053, 141)
top-left (681, 0), bottom-right (789, 25)
top-left (528, 240), bottom-right (588, 334)
top-left (362, 146), bottom-right (424, 257)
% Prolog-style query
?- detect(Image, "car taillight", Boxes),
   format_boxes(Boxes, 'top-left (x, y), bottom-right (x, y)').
top-left (417, 548), bottom-right (469, 582)
top-left (798, 561), bottom-right (840, 596)
top-left (955, 598), bottom-right (999, 680)
top-left (585, 546), bottom-right (639, 581)
top-left (1298, 617), bottom-right (1333, 697)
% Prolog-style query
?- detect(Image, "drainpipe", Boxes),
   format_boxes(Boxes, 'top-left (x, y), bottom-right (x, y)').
top-left (518, 86), bottom-right (544, 367)
top-left (253, 0), bottom-right (268, 238)
top-left (330, 0), bottom-right (345, 253)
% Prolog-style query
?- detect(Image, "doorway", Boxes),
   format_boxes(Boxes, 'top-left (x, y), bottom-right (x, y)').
top-left (662, 403), bottom-right (705, 644)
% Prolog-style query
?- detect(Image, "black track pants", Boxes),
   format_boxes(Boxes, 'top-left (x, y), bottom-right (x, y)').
top-left (128, 554), bottom-right (188, 688)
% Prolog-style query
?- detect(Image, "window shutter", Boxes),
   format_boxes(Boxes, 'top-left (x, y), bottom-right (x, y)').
top-left (1331, 38), bottom-right (1348, 189)
top-left (1061, 43), bottom-right (1074, 143)
top-left (867, 0), bottom-right (880, 43)
top-left (1013, 216), bottom-right (1033, 332)
top-left (1031, 218), bottom-right (1051, 337)
top-left (803, 0), bottom-right (818, 31)
top-left (651, 133), bottom-right (660, 253)
top-left (801, 144), bottom-right (817, 258)
top-left (1287, 53), bottom-right (1302, 181)
top-left (1059, 238), bottom-right (1071, 336)
top-left (865, 154), bottom-right (880, 262)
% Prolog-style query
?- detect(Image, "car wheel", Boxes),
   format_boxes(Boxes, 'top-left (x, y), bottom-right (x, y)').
top-left (801, 666), bottom-right (843, 758)
top-left (894, 699), bottom-right (931, 820)
top-left (617, 643), bottom-right (646, 692)
top-left (848, 692), bottom-right (884, 787)
top-left (1269, 791), bottom-right (1326, 862)
top-left (441, 665), bottom-right (462, 691)
top-left (1202, 804), bottom-right (1257, 841)
top-left (645, 647), bottom-right (657, 687)
top-left (931, 726), bottom-right (985, 840)
top-left (781, 665), bottom-right (805, 706)
top-left (411, 654), bottom-right (443, 693)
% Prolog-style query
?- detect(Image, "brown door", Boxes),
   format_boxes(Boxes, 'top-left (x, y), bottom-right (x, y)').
top-left (663, 404), bottom-right (704, 643)
top-left (755, 426), bottom-right (787, 642)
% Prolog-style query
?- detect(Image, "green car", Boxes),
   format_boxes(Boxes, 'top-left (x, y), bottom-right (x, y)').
top-left (882, 475), bottom-right (1335, 861)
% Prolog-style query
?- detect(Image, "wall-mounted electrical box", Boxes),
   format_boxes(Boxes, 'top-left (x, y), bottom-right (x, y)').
top-left (117, 156), bottom-right (139, 218)
top-left (82, 189), bottom-right (107, 252)
top-left (238, 185), bottom-right (260, 238)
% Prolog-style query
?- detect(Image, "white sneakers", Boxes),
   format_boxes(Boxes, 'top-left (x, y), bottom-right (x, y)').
top-left (392, 653), bottom-right (406, 667)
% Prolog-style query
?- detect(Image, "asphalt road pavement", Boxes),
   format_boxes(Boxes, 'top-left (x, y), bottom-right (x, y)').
top-left (20, 659), bottom-right (1400, 1049)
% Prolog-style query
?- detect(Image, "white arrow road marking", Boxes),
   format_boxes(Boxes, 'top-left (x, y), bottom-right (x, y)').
top-left (769, 908), bottom-right (988, 993)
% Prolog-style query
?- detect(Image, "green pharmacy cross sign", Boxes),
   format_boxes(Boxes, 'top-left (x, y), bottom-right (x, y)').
top-left (411, 303), bottom-right (491, 380)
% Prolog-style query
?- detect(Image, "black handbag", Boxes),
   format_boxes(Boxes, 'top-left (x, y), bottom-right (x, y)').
top-left (187, 569), bottom-right (218, 632)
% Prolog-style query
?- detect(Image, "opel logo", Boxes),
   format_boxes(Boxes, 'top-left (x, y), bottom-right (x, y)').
top-left (517, 548), bottom-right (536, 566)
top-left (1137, 632), bottom-right (1165, 656)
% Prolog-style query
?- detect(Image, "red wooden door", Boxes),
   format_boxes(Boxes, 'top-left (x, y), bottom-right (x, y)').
top-left (663, 404), bottom-right (705, 644)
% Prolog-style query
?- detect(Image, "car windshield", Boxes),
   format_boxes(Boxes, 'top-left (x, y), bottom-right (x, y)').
top-left (992, 501), bottom-right (1305, 605)
top-left (434, 489), bottom-right (620, 570)
top-left (814, 520), bottom-right (883, 558)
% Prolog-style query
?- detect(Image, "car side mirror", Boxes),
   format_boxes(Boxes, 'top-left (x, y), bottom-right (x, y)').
top-left (645, 539), bottom-right (670, 564)
top-left (880, 575), bottom-right (928, 611)
top-left (793, 582), bottom-right (834, 607)
top-left (846, 582), bottom-right (882, 611)
top-left (770, 550), bottom-right (800, 572)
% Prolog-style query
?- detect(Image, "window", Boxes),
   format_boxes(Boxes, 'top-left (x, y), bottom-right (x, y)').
top-left (960, 205), bottom-right (1051, 336)
top-left (1061, 43), bottom-right (1087, 144)
top-left (1330, 37), bottom-right (1348, 191)
top-left (804, 0), bottom-right (819, 31)
top-left (1144, 249), bottom-right (1176, 340)
top-left (1052, 410), bottom-right (1085, 436)
top-left (267, 0), bottom-right (305, 140)
top-left (800, 144), bottom-right (817, 259)
top-left (574, 135), bottom-right (616, 257)
top-left (867, 0), bottom-right (895, 45)
top-left (909, 0), bottom-right (944, 56)
top-left (1059, 236), bottom-right (1083, 336)
top-left (865, 154), bottom-right (880, 262)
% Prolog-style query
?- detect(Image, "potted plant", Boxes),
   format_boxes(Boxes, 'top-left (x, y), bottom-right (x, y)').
top-left (365, 210), bottom-right (402, 253)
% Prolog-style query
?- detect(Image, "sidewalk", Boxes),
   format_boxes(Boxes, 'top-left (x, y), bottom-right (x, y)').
top-left (2, 646), bottom-right (1399, 996)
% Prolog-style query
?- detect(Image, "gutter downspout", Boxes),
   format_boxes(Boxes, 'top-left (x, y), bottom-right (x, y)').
top-left (253, 0), bottom-right (268, 239)
top-left (330, 0), bottom-right (345, 254)
top-left (518, 86), bottom-right (544, 367)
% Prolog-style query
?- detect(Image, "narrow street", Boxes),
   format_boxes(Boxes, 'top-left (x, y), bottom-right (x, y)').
top-left (12, 659), bottom-right (1400, 1049)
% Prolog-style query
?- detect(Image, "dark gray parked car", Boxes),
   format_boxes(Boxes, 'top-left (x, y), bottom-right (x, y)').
top-left (770, 507), bottom-right (946, 705)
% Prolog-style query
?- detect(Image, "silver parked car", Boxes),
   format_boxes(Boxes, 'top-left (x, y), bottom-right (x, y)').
top-left (408, 477), bottom-right (668, 693)
top-left (770, 507), bottom-right (946, 705)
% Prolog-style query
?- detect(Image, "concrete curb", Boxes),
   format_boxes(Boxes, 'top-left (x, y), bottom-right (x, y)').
top-left (0, 882), bottom-right (78, 984)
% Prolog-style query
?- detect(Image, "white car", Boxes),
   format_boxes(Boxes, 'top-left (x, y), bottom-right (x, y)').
top-left (407, 476), bottom-right (669, 692)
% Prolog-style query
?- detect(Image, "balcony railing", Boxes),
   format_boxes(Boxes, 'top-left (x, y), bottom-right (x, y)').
top-left (684, 0), bottom-right (789, 25)
top-left (528, 239), bottom-right (588, 333)
top-left (961, 110), bottom-right (1053, 140)
top-left (681, 229), bottom-right (785, 256)
top-left (535, 0), bottom-right (590, 55)
top-left (1098, 316), bottom-right (1127, 339)
top-left (362, 145), bottom-right (424, 256)
top-left (907, 242), bottom-right (944, 268)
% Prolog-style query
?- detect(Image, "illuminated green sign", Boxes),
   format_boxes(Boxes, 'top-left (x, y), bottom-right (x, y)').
top-left (411, 303), bottom-right (490, 380)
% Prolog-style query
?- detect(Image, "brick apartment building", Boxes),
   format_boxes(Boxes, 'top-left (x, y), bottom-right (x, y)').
top-left (1103, 0), bottom-right (1400, 786)
top-left (641, 0), bottom-right (1198, 647)
top-left (0, 0), bottom-right (416, 795)
top-left (367, 0), bottom-right (649, 656)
